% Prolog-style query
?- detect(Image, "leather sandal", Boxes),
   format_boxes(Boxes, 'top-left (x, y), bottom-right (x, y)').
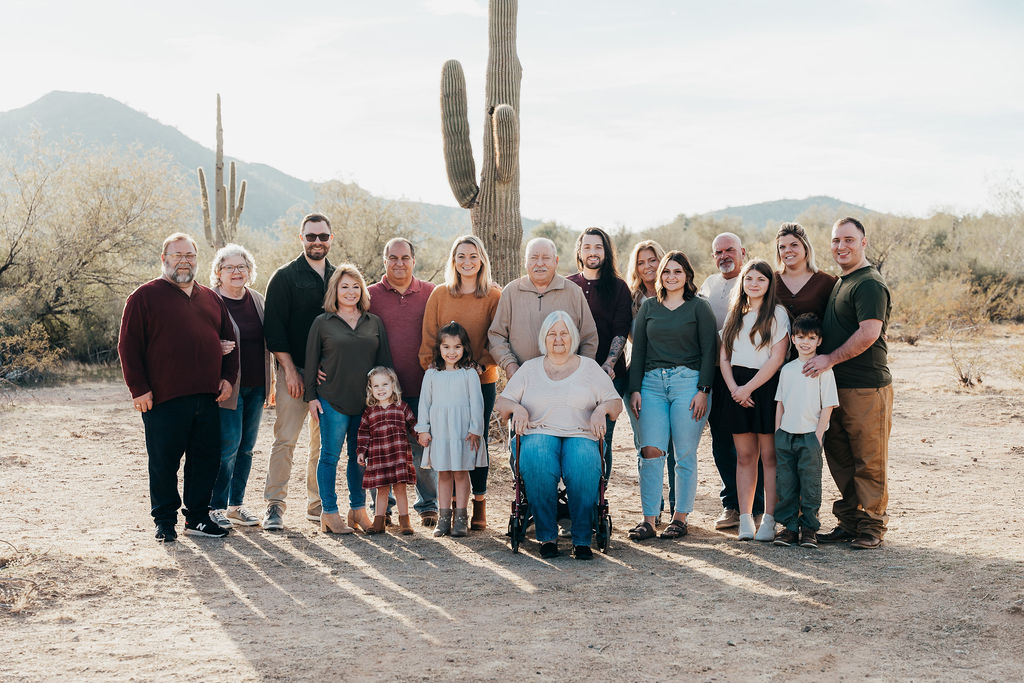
top-left (628, 521), bottom-right (656, 541)
top-left (660, 519), bottom-right (688, 539)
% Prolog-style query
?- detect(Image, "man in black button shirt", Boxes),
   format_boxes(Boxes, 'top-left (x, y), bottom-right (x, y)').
top-left (261, 213), bottom-right (336, 530)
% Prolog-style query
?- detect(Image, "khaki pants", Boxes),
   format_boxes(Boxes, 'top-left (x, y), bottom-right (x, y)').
top-left (823, 385), bottom-right (893, 539)
top-left (264, 366), bottom-right (321, 515)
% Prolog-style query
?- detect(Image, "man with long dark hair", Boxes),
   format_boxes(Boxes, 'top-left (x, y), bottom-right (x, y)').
top-left (568, 227), bottom-right (633, 475)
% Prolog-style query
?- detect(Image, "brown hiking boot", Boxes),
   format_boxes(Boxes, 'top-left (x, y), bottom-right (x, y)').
top-left (773, 528), bottom-right (799, 546)
top-left (799, 528), bottom-right (818, 548)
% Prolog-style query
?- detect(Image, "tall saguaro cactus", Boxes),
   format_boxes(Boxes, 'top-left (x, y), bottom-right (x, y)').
top-left (197, 94), bottom-right (246, 249)
top-left (441, 0), bottom-right (522, 284)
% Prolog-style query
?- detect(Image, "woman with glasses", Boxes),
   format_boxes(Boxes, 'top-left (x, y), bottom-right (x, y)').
top-left (208, 244), bottom-right (273, 529)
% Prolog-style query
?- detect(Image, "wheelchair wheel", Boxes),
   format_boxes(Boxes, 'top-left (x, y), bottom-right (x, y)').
top-left (508, 514), bottom-right (522, 553)
top-left (595, 512), bottom-right (612, 553)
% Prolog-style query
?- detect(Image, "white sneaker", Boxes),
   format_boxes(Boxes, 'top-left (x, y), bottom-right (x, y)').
top-left (210, 509), bottom-right (233, 529)
top-left (737, 513), bottom-right (755, 541)
top-left (226, 506), bottom-right (260, 526)
top-left (754, 513), bottom-right (776, 542)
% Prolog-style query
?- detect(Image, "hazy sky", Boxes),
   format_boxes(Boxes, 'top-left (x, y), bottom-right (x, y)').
top-left (3, 1), bottom-right (1022, 229)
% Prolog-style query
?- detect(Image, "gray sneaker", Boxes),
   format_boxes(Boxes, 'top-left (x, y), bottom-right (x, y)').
top-left (262, 504), bottom-right (284, 530)
top-left (226, 506), bottom-right (260, 527)
top-left (210, 509), bottom-right (233, 529)
top-left (557, 518), bottom-right (573, 538)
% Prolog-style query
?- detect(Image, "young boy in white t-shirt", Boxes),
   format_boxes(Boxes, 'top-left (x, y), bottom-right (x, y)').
top-left (772, 313), bottom-right (839, 549)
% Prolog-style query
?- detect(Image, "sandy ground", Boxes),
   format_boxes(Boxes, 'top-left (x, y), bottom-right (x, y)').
top-left (2, 331), bottom-right (1023, 681)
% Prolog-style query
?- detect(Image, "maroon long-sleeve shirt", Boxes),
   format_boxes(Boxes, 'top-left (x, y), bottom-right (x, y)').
top-left (118, 278), bottom-right (239, 405)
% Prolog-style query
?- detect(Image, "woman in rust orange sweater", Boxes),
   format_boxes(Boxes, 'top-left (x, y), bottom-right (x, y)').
top-left (419, 235), bottom-right (502, 530)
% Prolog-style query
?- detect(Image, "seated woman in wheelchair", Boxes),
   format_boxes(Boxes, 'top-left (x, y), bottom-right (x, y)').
top-left (495, 311), bottom-right (622, 560)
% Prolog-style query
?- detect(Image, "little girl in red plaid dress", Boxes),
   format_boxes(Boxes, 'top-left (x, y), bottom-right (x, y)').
top-left (357, 367), bottom-right (417, 535)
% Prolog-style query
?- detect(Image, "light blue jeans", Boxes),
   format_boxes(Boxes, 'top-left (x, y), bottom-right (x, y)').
top-left (513, 434), bottom-right (601, 547)
top-left (637, 366), bottom-right (710, 517)
top-left (316, 400), bottom-right (364, 514)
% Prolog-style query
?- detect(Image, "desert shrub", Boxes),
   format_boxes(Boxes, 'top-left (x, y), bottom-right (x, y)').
top-left (0, 136), bottom-right (193, 363)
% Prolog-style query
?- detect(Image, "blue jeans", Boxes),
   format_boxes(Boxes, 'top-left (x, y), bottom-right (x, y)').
top-left (405, 396), bottom-right (438, 514)
top-left (316, 400), bottom-right (364, 514)
top-left (710, 368), bottom-right (764, 514)
top-left (624, 382), bottom-right (676, 511)
top-left (637, 366), bottom-right (709, 517)
top-left (211, 386), bottom-right (266, 509)
top-left (513, 434), bottom-right (601, 547)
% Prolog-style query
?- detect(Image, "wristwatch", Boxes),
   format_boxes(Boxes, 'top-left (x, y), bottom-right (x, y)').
top-left (698, 385), bottom-right (711, 394)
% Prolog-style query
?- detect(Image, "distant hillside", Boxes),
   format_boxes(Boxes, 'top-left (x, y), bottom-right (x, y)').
top-left (0, 91), bottom-right (522, 236)
top-left (706, 195), bottom-right (874, 230)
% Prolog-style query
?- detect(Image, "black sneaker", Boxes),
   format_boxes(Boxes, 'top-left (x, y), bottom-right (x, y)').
top-left (185, 517), bottom-right (229, 538)
top-left (572, 545), bottom-right (594, 560)
top-left (773, 528), bottom-right (799, 547)
top-left (799, 528), bottom-right (819, 549)
top-left (817, 526), bottom-right (857, 543)
top-left (155, 522), bottom-right (177, 543)
top-left (539, 542), bottom-right (559, 559)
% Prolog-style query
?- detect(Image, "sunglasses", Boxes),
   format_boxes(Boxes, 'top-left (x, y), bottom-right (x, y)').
top-left (304, 233), bottom-right (332, 242)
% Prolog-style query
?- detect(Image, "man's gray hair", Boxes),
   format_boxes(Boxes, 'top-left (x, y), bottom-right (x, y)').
top-left (383, 237), bottom-right (415, 259)
top-left (537, 310), bottom-right (580, 356)
top-left (525, 237), bottom-right (557, 257)
top-left (712, 232), bottom-right (744, 248)
top-left (210, 243), bottom-right (257, 288)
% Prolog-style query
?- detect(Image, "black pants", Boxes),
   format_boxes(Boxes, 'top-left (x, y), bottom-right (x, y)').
top-left (710, 368), bottom-right (764, 514)
top-left (142, 393), bottom-right (221, 525)
top-left (470, 381), bottom-right (497, 496)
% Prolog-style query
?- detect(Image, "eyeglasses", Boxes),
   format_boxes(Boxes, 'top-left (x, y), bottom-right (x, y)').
top-left (304, 233), bottom-right (332, 242)
top-left (221, 264), bottom-right (249, 273)
top-left (165, 252), bottom-right (197, 262)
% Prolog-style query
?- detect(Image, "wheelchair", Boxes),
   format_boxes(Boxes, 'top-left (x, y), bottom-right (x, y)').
top-left (507, 434), bottom-right (612, 554)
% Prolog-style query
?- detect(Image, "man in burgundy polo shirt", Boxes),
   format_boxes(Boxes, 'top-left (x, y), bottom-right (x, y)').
top-left (368, 237), bottom-right (438, 526)
top-left (118, 233), bottom-right (238, 542)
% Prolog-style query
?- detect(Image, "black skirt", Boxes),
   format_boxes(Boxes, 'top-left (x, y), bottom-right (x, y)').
top-left (718, 365), bottom-right (780, 435)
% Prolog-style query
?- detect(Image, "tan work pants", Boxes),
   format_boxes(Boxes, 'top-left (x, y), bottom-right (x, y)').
top-left (263, 366), bottom-right (321, 515)
top-left (823, 385), bottom-right (893, 539)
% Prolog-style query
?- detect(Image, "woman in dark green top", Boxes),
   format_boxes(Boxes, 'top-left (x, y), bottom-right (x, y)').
top-left (626, 251), bottom-right (717, 541)
top-left (305, 264), bottom-right (391, 532)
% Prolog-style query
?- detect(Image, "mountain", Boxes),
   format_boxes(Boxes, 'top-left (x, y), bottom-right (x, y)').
top-left (706, 195), bottom-right (874, 230)
top-left (0, 91), bottom-right (523, 236)
top-left (0, 91), bottom-right (314, 229)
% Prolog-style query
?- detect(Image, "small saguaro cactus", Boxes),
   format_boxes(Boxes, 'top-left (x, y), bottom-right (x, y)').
top-left (197, 94), bottom-right (246, 249)
top-left (440, 0), bottom-right (522, 284)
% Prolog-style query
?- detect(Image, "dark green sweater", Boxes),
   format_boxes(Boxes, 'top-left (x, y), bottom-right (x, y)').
top-left (628, 296), bottom-right (717, 393)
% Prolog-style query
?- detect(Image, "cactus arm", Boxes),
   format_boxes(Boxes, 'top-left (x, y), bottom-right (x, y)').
top-left (235, 180), bottom-right (246, 230)
top-left (197, 167), bottom-right (213, 247)
top-left (441, 59), bottom-right (479, 208)
top-left (491, 104), bottom-right (518, 184)
top-left (228, 161), bottom-right (237, 231)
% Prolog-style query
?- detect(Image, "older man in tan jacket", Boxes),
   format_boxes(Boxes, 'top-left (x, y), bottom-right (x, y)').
top-left (488, 237), bottom-right (598, 379)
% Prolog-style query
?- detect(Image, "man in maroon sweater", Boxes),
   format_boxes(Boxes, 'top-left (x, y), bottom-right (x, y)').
top-left (118, 233), bottom-right (238, 542)
top-left (367, 237), bottom-right (437, 526)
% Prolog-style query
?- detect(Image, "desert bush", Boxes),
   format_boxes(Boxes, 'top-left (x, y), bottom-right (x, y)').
top-left (0, 136), bottom-right (193, 366)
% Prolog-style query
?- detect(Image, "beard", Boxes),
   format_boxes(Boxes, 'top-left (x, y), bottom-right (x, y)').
top-left (163, 261), bottom-right (195, 284)
top-left (305, 243), bottom-right (329, 261)
top-left (717, 259), bottom-right (736, 275)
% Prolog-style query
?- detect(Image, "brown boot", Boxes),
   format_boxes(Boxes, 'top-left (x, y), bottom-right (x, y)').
top-left (398, 514), bottom-right (414, 535)
top-left (365, 515), bottom-right (387, 535)
top-left (320, 512), bottom-right (353, 534)
top-left (348, 509), bottom-right (373, 533)
top-left (470, 498), bottom-right (487, 530)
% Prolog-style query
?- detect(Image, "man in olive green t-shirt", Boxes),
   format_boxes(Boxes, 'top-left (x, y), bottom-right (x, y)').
top-left (803, 217), bottom-right (893, 549)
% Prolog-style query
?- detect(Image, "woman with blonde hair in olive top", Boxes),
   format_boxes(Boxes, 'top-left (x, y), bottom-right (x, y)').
top-left (418, 235), bottom-right (501, 529)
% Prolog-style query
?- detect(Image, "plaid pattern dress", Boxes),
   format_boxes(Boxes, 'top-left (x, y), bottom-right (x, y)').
top-left (358, 402), bottom-right (417, 489)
